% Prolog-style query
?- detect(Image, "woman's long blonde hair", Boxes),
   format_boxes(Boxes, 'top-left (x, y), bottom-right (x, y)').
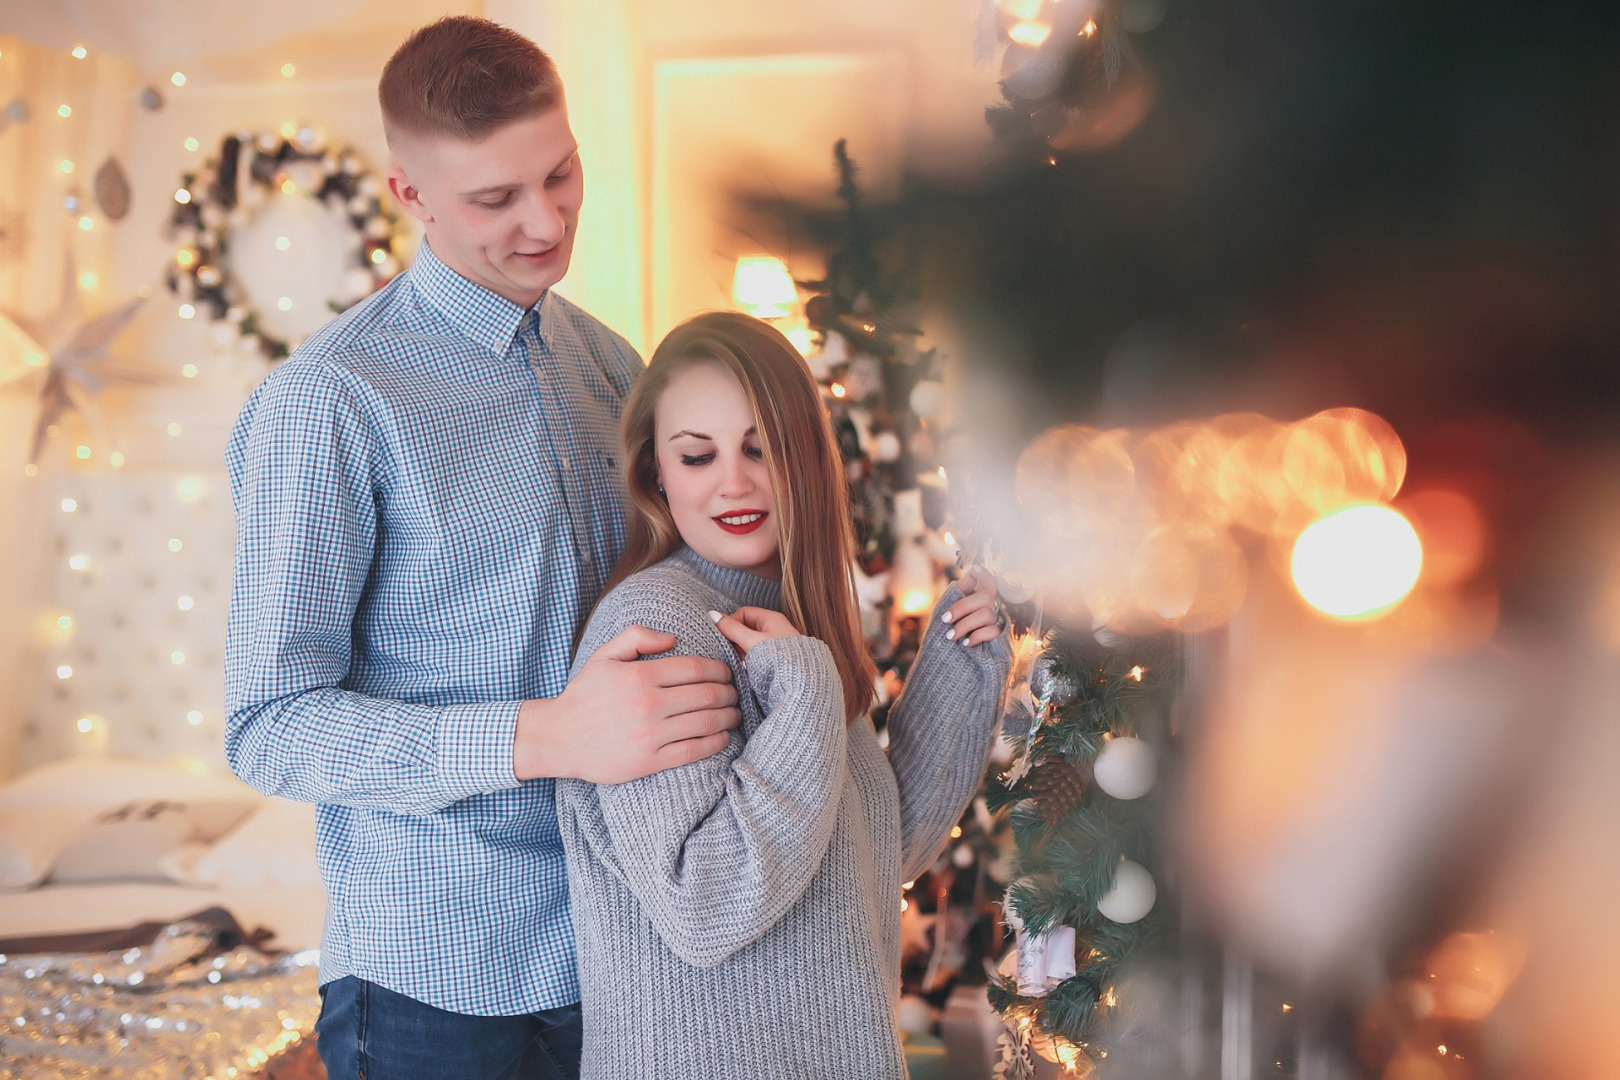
top-left (604, 311), bottom-right (876, 723)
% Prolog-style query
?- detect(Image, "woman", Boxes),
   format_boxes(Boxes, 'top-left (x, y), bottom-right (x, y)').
top-left (556, 311), bottom-right (1010, 1078)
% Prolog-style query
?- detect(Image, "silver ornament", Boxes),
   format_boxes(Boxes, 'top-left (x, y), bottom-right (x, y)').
top-left (1029, 651), bottom-right (1079, 706)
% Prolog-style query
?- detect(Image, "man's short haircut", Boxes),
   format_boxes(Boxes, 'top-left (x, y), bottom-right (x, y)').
top-left (379, 16), bottom-right (562, 145)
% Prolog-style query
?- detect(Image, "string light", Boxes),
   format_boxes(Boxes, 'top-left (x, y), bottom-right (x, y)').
top-left (175, 246), bottom-right (197, 266)
top-left (181, 363), bottom-right (198, 378)
top-left (59, 159), bottom-right (74, 173)
top-left (170, 651), bottom-right (186, 666)
top-left (77, 216), bottom-right (93, 231)
top-left (830, 382), bottom-right (848, 399)
top-left (275, 236), bottom-right (291, 251)
top-left (57, 104), bottom-right (72, 118)
top-left (68, 555), bottom-right (88, 571)
top-left (184, 136), bottom-right (200, 152)
top-left (277, 297), bottom-right (293, 311)
top-left (109, 451), bottom-right (124, 468)
top-left (280, 178), bottom-right (297, 194)
top-left (1081, 19), bottom-right (1098, 35)
top-left (57, 665), bottom-right (73, 680)
top-left (950, 825), bottom-right (963, 838)
top-left (1005, 0), bottom-right (1042, 18)
top-left (369, 248), bottom-right (388, 265)
top-left (166, 423), bottom-right (183, 437)
top-left (167, 537), bottom-right (184, 552)
top-left (77, 718), bottom-right (93, 732)
top-left (57, 616), bottom-right (73, 630)
top-left (174, 188), bottom-right (193, 205)
top-left (60, 498), bottom-right (77, 513)
top-left (75, 445), bottom-right (90, 459)
top-left (71, 46), bottom-right (88, 59)
top-left (178, 303), bottom-right (196, 320)
top-left (170, 71), bottom-right (187, 87)
top-left (187, 711), bottom-right (204, 726)
top-left (177, 595), bottom-right (194, 611)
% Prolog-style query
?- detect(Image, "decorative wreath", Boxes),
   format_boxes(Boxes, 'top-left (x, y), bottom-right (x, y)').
top-left (164, 127), bottom-right (408, 360)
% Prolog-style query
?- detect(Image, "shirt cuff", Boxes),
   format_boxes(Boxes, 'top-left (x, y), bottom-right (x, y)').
top-left (435, 700), bottom-right (523, 799)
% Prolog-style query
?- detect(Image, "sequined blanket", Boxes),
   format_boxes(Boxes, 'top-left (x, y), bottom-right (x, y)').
top-left (0, 909), bottom-right (322, 1079)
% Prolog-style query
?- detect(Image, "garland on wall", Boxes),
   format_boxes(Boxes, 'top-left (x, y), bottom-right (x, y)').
top-left (163, 128), bottom-right (407, 361)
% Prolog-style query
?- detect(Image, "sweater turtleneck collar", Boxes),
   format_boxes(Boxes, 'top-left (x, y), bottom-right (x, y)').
top-left (673, 546), bottom-right (783, 612)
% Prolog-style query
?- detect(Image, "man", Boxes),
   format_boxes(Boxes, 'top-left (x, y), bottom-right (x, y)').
top-left (224, 17), bottom-right (739, 1079)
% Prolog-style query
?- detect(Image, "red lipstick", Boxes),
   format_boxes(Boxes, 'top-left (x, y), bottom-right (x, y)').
top-left (713, 509), bottom-right (768, 535)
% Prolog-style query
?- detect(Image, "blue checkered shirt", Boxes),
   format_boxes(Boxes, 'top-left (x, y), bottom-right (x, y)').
top-left (224, 243), bottom-right (640, 1014)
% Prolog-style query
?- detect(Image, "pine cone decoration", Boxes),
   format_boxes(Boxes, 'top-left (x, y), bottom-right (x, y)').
top-left (1027, 760), bottom-right (1089, 824)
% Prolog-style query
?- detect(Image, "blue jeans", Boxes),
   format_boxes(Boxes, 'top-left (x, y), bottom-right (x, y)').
top-left (315, 976), bottom-right (583, 1080)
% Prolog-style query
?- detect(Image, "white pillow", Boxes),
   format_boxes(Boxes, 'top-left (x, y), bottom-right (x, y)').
top-left (166, 798), bottom-right (321, 888)
top-left (50, 799), bottom-right (257, 884)
top-left (0, 807), bottom-right (98, 889)
top-left (0, 757), bottom-right (263, 888)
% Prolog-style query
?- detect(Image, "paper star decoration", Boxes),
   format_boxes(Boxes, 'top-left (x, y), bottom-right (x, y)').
top-left (0, 257), bottom-right (152, 464)
top-left (899, 896), bottom-right (937, 959)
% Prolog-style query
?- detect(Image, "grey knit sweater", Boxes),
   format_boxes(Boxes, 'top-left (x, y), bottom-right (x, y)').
top-left (556, 546), bottom-right (1011, 1079)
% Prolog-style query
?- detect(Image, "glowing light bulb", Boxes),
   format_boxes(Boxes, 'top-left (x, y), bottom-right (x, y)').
top-left (181, 363), bottom-right (198, 378)
top-left (178, 304), bottom-right (196, 320)
top-left (69, 555), bottom-right (88, 571)
top-left (170, 71), bottom-right (187, 87)
top-left (184, 137), bottom-right (200, 152)
top-left (71, 46), bottom-right (87, 59)
top-left (275, 235), bottom-right (291, 251)
top-left (177, 595), bottom-right (194, 611)
top-left (174, 188), bottom-right (192, 205)
top-left (830, 382), bottom-right (848, 399)
top-left (78, 216), bottom-right (94, 231)
top-left (277, 297), bottom-right (293, 311)
top-left (730, 256), bottom-right (798, 319)
top-left (187, 710), bottom-right (204, 725)
top-left (370, 248), bottom-right (388, 264)
top-left (166, 423), bottom-right (183, 437)
top-left (79, 272), bottom-right (97, 290)
top-left (60, 498), bottom-right (77, 513)
top-left (60, 159), bottom-right (74, 173)
top-left (280, 178), bottom-right (296, 194)
top-left (77, 717), bottom-right (93, 732)
top-left (901, 589), bottom-right (931, 614)
top-left (58, 616), bottom-right (73, 629)
top-left (110, 452), bottom-right (125, 468)
top-left (57, 665), bottom-right (73, 680)
top-left (949, 825), bottom-right (963, 838)
top-left (75, 445), bottom-right (91, 459)
top-left (280, 63), bottom-right (296, 78)
top-left (171, 651), bottom-right (186, 665)
top-left (58, 104), bottom-right (72, 118)
top-left (1291, 503), bottom-right (1423, 619)
top-left (167, 538), bottom-right (184, 552)
top-left (1008, 21), bottom-right (1053, 46)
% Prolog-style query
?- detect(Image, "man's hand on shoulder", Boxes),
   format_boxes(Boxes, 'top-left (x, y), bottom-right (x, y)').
top-left (512, 625), bottom-right (740, 783)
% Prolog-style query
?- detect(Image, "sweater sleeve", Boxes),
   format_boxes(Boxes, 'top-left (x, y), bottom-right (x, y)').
top-left (886, 582), bottom-right (1014, 883)
top-left (566, 580), bottom-right (848, 968)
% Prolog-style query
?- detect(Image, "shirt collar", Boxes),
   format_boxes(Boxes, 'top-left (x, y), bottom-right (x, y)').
top-left (407, 242), bottom-right (550, 359)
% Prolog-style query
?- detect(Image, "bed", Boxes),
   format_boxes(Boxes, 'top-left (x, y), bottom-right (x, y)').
top-left (0, 757), bottom-right (329, 1079)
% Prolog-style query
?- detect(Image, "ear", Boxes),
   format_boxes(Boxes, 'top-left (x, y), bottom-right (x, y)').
top-left (386, 165), bottom-right (433, 226)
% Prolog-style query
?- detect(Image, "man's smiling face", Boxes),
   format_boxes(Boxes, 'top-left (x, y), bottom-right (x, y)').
top-left (386, 104), bottom-right (583, 308)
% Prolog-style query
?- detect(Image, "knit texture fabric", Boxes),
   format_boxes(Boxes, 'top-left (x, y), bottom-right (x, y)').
top-left (557, 546), bottom-right (1011, 1078)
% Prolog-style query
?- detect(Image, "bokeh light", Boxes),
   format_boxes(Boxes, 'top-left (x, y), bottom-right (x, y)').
top-left (1291, 504), bottom-right (1423, 618)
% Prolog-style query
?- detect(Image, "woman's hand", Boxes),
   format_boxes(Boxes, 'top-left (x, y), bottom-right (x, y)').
top-left (710, 606), bottom-right (799, 657)
top-left (941, 566), bottom-right (1004, 647)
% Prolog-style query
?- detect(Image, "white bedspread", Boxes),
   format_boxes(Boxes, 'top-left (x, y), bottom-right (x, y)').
top-left (0, 880), bottom-right (327, 952)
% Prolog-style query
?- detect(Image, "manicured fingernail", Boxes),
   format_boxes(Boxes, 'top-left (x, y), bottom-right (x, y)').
top-left (941, 611), bottom-right (953, 623)
top-left (945, 628), bottom-right (955, 640)
top-left (708, 610), bottom-right (722, 623)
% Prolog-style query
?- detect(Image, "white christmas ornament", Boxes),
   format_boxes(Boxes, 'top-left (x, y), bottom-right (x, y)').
top-left (872, 430), bottom-right (903, 463)
top-left (1093, 736), bottom-right (1157, 800)
top-left (909, 379), bottom-right (947, 419)
top-left (1097, 859), bottom-right (1156, 924)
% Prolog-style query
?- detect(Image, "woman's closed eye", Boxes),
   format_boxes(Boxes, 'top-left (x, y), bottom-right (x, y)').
top-left (679, 453), bottom-right (716, 467)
